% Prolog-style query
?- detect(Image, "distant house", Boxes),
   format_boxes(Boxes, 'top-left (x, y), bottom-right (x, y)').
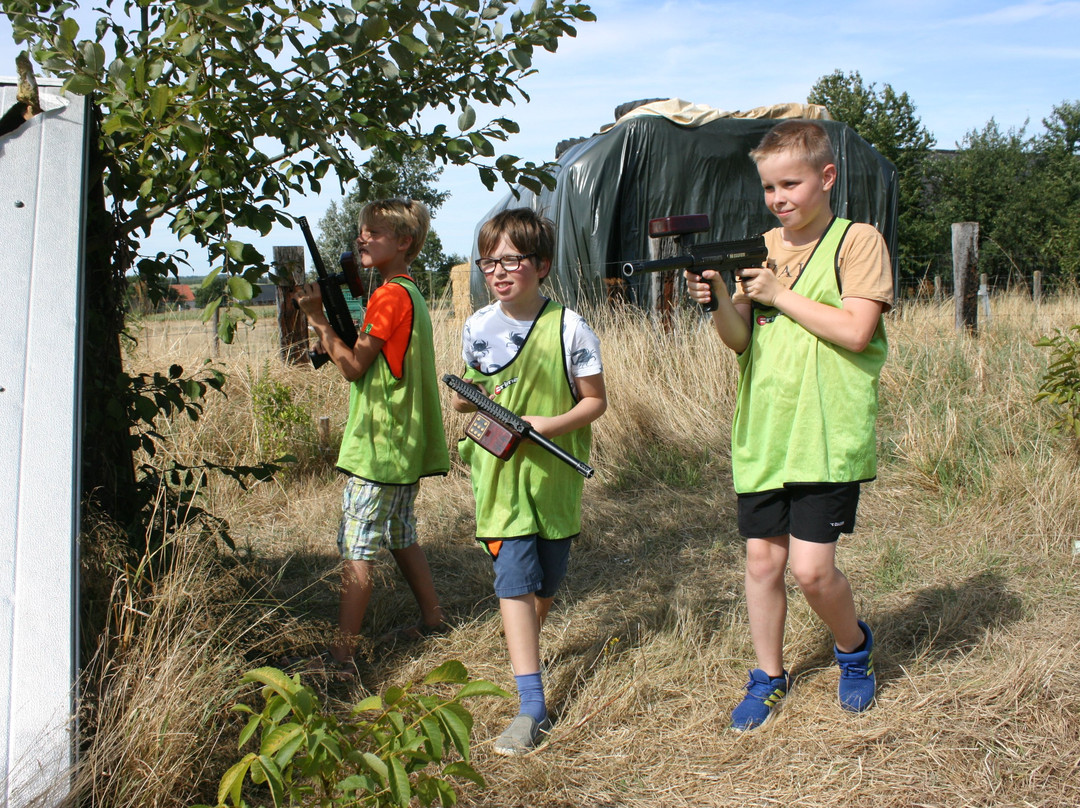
top-left (171, 284), bottom-right (196, 309)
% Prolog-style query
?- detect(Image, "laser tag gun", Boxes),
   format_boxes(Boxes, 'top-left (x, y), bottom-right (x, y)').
top-left (619, 214), bottom-right (767, 312)
top-left (442, 374), bottom-right (595, 479)
top-left (297, 215), bottom-right (366, 369)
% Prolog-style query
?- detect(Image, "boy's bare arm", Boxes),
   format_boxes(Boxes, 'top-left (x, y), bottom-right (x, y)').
top-left (522, 373), bottom-right (607, 439)
top-left (686, 269), bottom-right (752, 352)
top-left (296, 282), bottom-right (384, 381)
top-left (738, 266), bottom-right (883, 352)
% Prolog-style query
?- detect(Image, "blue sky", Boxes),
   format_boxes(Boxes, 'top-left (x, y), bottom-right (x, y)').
top-left (2, 0), bottom-right (1078, 268)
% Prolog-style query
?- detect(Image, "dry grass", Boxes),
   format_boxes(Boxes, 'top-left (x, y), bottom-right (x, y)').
top-left (66, 292), bottom-right (1080, 807)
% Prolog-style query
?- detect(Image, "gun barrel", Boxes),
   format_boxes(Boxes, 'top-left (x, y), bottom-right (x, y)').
top-left (620, 255), bottom-right (692, 278)
top-left (298, 216), bottom-right (331, 280)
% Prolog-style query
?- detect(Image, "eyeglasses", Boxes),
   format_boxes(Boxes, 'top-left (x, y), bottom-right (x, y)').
top-left (475, 253), bottom-right (535, 274)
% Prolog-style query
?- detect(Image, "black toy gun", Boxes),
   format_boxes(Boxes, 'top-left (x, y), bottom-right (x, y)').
top-left (442, 374), bottom-right (595, 479)
top-left (297, 215), bottom-right (366, 369)
top-left (620, 214), bottom-right (767, 312)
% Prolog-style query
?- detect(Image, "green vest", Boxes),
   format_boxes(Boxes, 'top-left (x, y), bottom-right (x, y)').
top-left (336, 277), bottom-right (450, 484)
top-left (460, 301), bottom-right (591, 540)
top-left (732, 218), bottom-right (887, 493)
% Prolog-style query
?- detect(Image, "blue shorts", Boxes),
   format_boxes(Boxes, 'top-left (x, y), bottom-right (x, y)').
top-left (337, 477), bottom-right (419, 562)
top-left (737, 483), bottom-right (861, 543)
top-left (485, 536), bottom-right (572, 599)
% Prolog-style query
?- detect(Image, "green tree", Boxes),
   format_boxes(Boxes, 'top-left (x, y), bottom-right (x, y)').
top-left (1039, 101), bottom-right (1080, 278)
top-left (808, 70), bottom-right (937, 282)
top-left (3, 0), bottom-right (595, 532)
top-left (926, 118), bottom-right (1056, 283)
top-left (316, 148), bottom-right (455, 300)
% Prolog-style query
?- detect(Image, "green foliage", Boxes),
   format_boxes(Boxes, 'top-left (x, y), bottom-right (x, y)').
top-left (5, 0), bottom-right (594, 334)
top-left (122, 362), bottom-right (288, 550)
top-left (1034, 324), bottom-right (1080, 441)
top-left (251, 366), bottom-right (314, 460)
top-left (195, 274), bottom-right (228, 308)
top-left (196, 661), bottom-right (508, 808)
top-left (808, 70), bottom-right (937, 281)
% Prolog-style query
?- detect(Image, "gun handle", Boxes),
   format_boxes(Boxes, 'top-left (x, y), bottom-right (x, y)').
top-left (309, 349), bottom-right (331, 369)
top-left (688, 268), bottom-right (720, 313)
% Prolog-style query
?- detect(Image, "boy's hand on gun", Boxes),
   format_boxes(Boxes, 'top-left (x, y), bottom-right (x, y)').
top-left (450, 380), bottom-right (489, 413)
top-left (685, 269), bottom-right (720, 307)
top-left (735, 264), bottom-right (783, 307)
top-left (295, 282), bottom-right (326, 320)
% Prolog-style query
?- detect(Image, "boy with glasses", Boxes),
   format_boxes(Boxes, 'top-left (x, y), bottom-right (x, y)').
top-left (450, 208), bottom-right (607, 754)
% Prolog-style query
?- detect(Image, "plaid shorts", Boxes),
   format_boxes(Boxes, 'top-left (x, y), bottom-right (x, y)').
top-left (337, 477), bottom-right (419, 562)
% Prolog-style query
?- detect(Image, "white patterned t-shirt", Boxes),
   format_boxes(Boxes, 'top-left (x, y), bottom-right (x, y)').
top-left (461, 300), bottom-right (603, 396)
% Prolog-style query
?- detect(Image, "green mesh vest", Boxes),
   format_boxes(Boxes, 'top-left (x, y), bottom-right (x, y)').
top-left (460, 301), bottom-right (591, 540)
top-left (336, 277), bottom-right (450, 484)
top-left (732, 218), bottom-right (888, 493)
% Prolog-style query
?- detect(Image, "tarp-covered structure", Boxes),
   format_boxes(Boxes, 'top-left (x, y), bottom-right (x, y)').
top-left (471, 99), bottom-right (898, 310)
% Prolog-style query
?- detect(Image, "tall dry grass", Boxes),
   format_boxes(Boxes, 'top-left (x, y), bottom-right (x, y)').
top-left (65, 292), bottom-right (1080, 807)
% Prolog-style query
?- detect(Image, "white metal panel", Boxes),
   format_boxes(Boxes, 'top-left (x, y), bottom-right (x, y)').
top-left (0, 80), bottom-right (84, 807)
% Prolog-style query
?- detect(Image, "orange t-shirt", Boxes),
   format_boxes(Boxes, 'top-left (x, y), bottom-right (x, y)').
top-left (359, 276), bottom-right (414, 378)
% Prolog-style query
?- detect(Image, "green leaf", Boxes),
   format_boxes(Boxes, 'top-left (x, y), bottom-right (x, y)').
top-left (237, 714), bottom-right (262, 748)
top-left (217, 753), bottom-right (256, 807)
top-left (227, 275), bottom-right (254, 301)
top-left (455, 680), bottom-right (510, 699)
top-left (457, 105), bottom-right (476, 132)
top-left (353, 694), bottom-right (384, 713)
top-left (150, 85), bottom-right (170, 121)
top-left (435, 704), bottom-right (471, 761)
top-left (423, 660), bottom-right (468, 684)
top-left (419, 715), bottom-right (444, 759)
top-left (64, 74), bottom-right (97, 95)
top-left (361, 751), bottom-right (389, 783)
top-left (399, 31), bottom-right (429, 55)
top-left (443, 760), bottom-right (486, 787)
top-left (388, 756), bottom-right (412, 807)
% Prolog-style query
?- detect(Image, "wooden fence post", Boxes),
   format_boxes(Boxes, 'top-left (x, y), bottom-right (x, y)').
top-left (933, 275), bottom-right (943, 302)
top-left (1033, 270), bottom-right (1043, 305)
top-left (274, 245), bottom-right (308, 365)
top-left (952, 222), bottom-right (979, 334)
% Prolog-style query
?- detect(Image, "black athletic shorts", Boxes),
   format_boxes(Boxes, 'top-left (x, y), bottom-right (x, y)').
top-left (737, 483), bottom-right (861, 543)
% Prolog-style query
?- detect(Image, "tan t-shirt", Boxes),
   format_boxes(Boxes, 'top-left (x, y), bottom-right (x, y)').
top-left (732, 221), bottom-right (893, 310)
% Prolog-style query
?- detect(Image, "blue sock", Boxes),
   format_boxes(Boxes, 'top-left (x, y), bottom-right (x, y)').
top-left (514, 671), bottom-right (547, 723)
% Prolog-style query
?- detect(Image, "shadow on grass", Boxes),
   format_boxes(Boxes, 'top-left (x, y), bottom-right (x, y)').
top-left (789, 569), bottom-right (1024, 686)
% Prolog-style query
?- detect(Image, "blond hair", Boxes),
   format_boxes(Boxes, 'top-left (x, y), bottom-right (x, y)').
top-left (358, 199), bottom-right (430, 263)
top-left (750, 120), bottom-right (836, 170)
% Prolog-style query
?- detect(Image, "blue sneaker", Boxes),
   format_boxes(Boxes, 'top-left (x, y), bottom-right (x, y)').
top-left (835, 620), bottom-right (876, 712)
top-left (730, 668), bottom-right (790, 731)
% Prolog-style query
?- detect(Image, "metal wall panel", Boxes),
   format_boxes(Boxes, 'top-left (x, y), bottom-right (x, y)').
top-left (0, 79), bottom-right (86, 807)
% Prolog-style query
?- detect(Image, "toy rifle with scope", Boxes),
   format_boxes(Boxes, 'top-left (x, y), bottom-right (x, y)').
top-left (619, 214), bottom-right (767, 312)
top-left (297, 215), bottom-right (367, 369)
top-left (442, 374), bottom-right (595, 479)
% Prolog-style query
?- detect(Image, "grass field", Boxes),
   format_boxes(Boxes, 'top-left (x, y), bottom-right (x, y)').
top-left (66, 292), bottom-right (1080, 808)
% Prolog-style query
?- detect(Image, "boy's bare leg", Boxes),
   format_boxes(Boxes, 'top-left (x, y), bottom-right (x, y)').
top-left (389, 543), bottom-right (446, 628)
top-left (332, 559), bottom-right (374, 663)
top-left (535, 595), bottom-right (554, 630)
top-left (788, 538), bottom-right (864, 652)
top-left (501, 594), bottom-right (542, 675)
top-left (745, 536), bottom-right (790, 677)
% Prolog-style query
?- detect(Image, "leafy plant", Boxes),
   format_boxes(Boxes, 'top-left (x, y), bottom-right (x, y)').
top-left (251, 366), bottom-right (314, 460)
top-left (199, 661), bottom-right (508, 808)
top-left (1034, 324), bottom-right (1080, 441)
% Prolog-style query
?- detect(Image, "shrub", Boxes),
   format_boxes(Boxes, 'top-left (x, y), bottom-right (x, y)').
top-left (1034, 324), bottom-right (1080, 445)
top-left (198, 661), bottom-right (507, 808)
